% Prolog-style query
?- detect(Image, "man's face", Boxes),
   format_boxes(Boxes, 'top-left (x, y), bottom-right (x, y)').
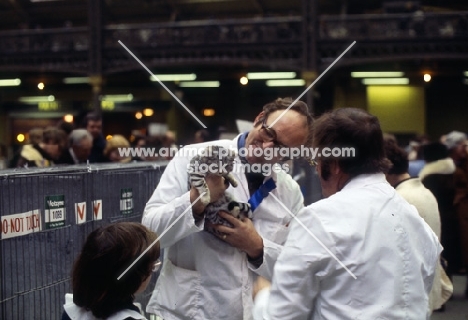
top-left (73, 138), bottom-right (93, 162)
top-left (42, 142), bottom-right (61, 160)
top-left (244, 110), bottom-right (308, 165)
top-left (86, 120), bottom-right (102, 139)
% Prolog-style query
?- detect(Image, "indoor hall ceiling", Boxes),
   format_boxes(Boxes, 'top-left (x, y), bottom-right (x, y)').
top-left (0, 0), bottom-right (467, 30)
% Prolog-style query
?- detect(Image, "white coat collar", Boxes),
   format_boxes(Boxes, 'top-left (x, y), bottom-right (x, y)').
top-left (341, 173), bottom-right (388, 191)
top-left (63, 294), bottom-right (146, 320)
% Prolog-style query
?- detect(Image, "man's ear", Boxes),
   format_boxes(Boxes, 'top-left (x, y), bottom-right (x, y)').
top-left (330, 160), bottom-right (341, 175)
top-left (253, 111), bottom-right (266, 126)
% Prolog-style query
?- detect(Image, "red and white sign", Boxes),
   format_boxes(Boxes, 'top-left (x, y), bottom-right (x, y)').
top-left (93, 200), bottom-right (102, 221)
top-left (1, 209), bottom-right (42, 239)
top-left (75, 202), bottom-right (86, 224)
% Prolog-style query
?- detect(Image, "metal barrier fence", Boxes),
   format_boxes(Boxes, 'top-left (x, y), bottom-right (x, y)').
top-left (0, 162), bottom-right (167, 320)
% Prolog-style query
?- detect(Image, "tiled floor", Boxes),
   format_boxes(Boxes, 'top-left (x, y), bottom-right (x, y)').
top-left (431, 275), bottom-right (468, 320)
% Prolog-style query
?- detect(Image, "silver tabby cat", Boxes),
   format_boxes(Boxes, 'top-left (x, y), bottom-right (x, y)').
top-left (188, 145), bottom-right (252, 235)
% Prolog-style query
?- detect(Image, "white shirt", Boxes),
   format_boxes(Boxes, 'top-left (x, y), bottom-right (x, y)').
top-left (254, 174), bottom-right (441, 320)
top-left (142, 136), bottom-right (304, 320)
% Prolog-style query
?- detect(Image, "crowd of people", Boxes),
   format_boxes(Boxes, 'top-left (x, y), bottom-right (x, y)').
top-left (53, 98), bottom-right (467, 319)
top-left (6, 112), bottom-right (213, 169)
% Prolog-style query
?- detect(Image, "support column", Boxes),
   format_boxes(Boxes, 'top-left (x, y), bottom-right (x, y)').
top-left (88, 0), bottom-right (103, 112)
top-left (302, 0), bottom-right (318, 114)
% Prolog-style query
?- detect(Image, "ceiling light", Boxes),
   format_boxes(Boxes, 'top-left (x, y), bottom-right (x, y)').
top-left (351, 72), bottom-right (404, 78)
top-left (178, 81), bottom-right (220, 88)
top-left (203, 108), bottom-right (215, 116)
top-left (150, 74), bottom-right (197, 81)
top-left (143, 108), bottom-right (154, 117)
top-left (17, 134), bottom-right (25, 143)
top-left (19, 95), bottom-right (55, 103)
top-left (361, 78), bottom-right (409, 85)
top-left (464, 71), bottom-right (468, 77)
top-left (240, 76), bottom-right (248, 85)
top-left (464, 79), bottom-right (468, 85)
top-left (266, 79), bottom-right (306, 87)
top-left (100, 94), bottom-right (133, 102)
top-left (423, 74), bottom-right (431, 82)
top-left (135, 112), bottom-right (143, 119)
top-left (0, 78), bottom-right (21, 86)
top-left (63, 77), bottom-right (90, 84)
top-left (63, 114), bottom-right (74, 123)
top-left (247, 72), bottom-right (296, 80)
top-left (38, 82), bottom-right (45, 90)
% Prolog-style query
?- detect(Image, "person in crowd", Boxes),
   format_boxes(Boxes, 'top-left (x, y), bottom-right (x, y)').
top-left (384, 139), bottom-right (452, 313)
top-left (16, 126), bottom-right (66, 168)
top-left (159, 130), bottom-right (179, 160)
top-left (84, 112), bottom-right (107, 163)
top-left (420, 142), bottom-right (460, 279)
top-left (131, 135), bottom-right (148, 162)
top-left (56, 129), bottom-right (93, 164)
top-left (9, 127), bottom-right (43, 168)
top-left (444, 130), bottom-right (468, 297)
top-left (142, 97), bottom-right (313, 319)
top-left (193, 129), bottom-right (211, 144)
top-left (62, 222), bottom-right (160, 320)
top-left (103, 135), bottom-right (132, 163)
top-left (253, 108), bottom-right (441, 319)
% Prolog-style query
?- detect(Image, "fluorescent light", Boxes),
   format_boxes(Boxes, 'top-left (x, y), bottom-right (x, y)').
top-left (351, 72), bottom-right (404, 78)
top-left (150, 74), bottom-right (197, 81)
top-left (0, 78), bottom-right (21, 86)
top-left (178, 81), bottom-right (219, 88)
top-left (19, 95), bottom-right (55, 103)
top-left (464, 71), bottom-right (468, 77)
top-left (100, 94), bottom-right (134, 102)
top-left (464, 79), bottom-right (468, 85)
top-left (63, 77), bottom-right (90, 84)
top-left (266, 79), bottom-right (306, 87)
top-left (362, 78), bottom-right (409, 85)
top-left (247, 72), bottom-right (296, 80)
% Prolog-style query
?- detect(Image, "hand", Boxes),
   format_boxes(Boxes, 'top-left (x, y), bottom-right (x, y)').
top-left (253, 276), bottom-right (271, 299)
top-left (191, 174), bottom-right (229, 216)
top-left (211, 211), bottom-right (263, 259)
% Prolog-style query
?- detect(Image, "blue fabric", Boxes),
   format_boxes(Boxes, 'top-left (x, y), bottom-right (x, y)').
top-left (237, 132), bottom-right (249, 164)
top-left (248, 177), bottom-right (277, 211)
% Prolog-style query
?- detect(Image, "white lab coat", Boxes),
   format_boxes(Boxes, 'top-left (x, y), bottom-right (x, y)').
top-left (255, 174), bottom-right (441, 320)
top-left (142, 136), bottom-right (304, 320)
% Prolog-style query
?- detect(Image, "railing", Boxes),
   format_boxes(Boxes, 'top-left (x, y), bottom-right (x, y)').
top-left (0, 162), bottom-right (166, 320)
top-left (0, 12), bottom-right (467, 72)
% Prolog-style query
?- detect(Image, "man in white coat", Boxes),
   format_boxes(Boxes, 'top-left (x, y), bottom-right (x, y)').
top-left (253, 108), bottom-right (441, 320)
top-left (142, 98), bottom-right (313, 319)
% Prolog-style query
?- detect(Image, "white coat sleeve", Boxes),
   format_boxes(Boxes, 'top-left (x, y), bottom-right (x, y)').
top-left (265, 208), bottom-right (334, 319)
top-left (250, 179), bottom-right (305, 280)
top-left (142, 150), bottom-right (204, 248)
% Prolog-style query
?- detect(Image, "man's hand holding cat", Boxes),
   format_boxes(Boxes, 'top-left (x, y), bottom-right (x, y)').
top-left (213, 211), bottom-right (263, 260)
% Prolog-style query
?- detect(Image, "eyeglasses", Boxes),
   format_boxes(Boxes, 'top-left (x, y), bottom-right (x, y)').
top-left (259, 118), bottom-right (288, 150)
top-left (152, 260), bottom-right (162, 273)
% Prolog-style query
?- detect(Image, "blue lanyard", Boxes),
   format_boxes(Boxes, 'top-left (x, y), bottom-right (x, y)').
top-left (237, 132), bottom-right (277, 211)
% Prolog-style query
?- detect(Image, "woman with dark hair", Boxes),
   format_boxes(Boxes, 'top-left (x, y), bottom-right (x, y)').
top-left (62, 222), bottom-right (160, 320)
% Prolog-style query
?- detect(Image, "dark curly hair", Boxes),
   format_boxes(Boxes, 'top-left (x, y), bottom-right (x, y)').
top-left (313, 108), bottom-right (391, 175)
top-left (72, 222), bottom-right (160, 318)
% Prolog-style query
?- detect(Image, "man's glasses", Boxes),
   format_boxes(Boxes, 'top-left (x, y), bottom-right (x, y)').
top-left (259, 118), bottom-right (288, 150)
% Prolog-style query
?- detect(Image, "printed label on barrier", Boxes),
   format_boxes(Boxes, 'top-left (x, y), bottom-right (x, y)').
top-left (45, 195), bottom-right (66, 229)
top-left (1, 209), bottom-right (42, 239)
top-left (93, 200), bottom-right (102, 220)
top-left (120, 188), bottom-right (133, 215)
top-left (75, 202), bottom-right (86, 224)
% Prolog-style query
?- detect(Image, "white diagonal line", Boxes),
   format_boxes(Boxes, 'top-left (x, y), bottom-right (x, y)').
top-left (117, 191), bottom-right (207, 280)
top-left (118, 40), bottom-right (207, 129)
top-left (270, 193), bottom-right (357, 279)
top-left (269, 41), bottom-right (357, 128)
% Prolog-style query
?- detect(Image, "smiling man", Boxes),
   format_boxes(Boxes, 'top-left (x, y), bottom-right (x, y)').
top-left (142, 97), bottom-right (313, 320)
